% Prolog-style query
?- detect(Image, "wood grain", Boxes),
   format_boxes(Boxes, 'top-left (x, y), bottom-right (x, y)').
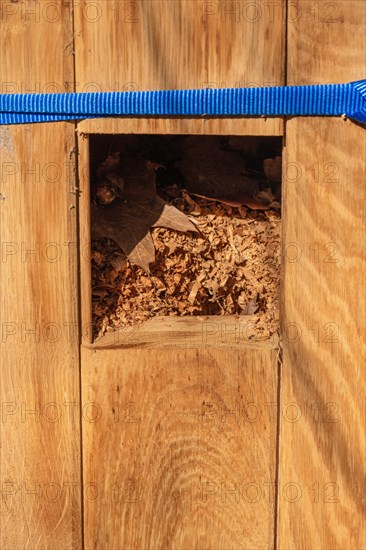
top-left (74, 0), bottom-right (284, 136)
top-left (88, 315), bottom-right (280, 350)
top-left (76, 4), bottom-right (284, 546)
top-left (79, 133), bottom-right (93, 343)
top-left (82, 347), bottom-right (279, 549)
top-left (0, 2), bottom-right (81, 548)
top-left (279, 1), bottom-right (366, 548)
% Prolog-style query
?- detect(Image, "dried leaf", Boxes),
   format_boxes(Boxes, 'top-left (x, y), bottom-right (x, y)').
top-left (263, 156), bottom-right (282, 182)
top-left (174, 138), bottom-right (264, 206)
top-left (96, 152), bottom-right (121, 178)
top-left (189, 190), bottom-right (272, 210)
top-left (92, 160), bottom-right (198, 272)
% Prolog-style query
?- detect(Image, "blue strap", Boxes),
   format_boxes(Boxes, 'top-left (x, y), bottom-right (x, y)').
top-left (0, 80), bottom-right (365, 125)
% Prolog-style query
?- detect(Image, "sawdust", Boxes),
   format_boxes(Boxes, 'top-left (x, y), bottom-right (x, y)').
top-left (91, 191), bottom-right (281, 341)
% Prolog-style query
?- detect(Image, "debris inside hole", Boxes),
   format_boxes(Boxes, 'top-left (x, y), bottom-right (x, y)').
top-left (90, 135), bottom-right (282, 341)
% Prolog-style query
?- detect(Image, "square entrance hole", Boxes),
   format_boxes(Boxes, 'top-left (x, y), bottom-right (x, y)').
top-left (85, 135), bottom-right (282, 345)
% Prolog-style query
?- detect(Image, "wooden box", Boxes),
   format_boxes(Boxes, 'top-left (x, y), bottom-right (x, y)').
top-left (1, 1), bottom-right (365, 549)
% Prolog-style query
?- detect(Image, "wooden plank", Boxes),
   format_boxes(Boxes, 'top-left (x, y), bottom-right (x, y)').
top-left (77, 116), bottom-right (283, 136)
top-left (87, 315), bottom-right (280, 350)
top-left (75, 0), bottom-right (285, 136)
top-left (0, 2), bottom-right (82, 548)
top-left (79, 133), bottom-right (93, 343)
top-left (279, 1), bottom-right (366, 548)
top-left (82, 346), bottom-right (279, 549)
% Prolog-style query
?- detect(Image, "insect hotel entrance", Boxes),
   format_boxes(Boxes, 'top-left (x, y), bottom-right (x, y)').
top-left (79, 134), bottom-right (282, 347)
top-left (2, 1), bottom-right (365, 549)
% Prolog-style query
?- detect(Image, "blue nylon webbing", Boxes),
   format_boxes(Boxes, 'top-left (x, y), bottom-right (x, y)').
top-left (0, 80), bottom-right (365, 125)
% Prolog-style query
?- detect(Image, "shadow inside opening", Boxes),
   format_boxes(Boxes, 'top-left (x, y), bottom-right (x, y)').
top-left (89, 134), bottom-right (282, 341)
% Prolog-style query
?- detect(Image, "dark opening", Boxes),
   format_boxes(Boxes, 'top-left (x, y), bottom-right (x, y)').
top-left (89, 135), bottom-right (282, 340)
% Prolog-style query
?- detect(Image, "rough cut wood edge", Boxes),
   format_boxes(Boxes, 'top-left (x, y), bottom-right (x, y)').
top-left (85, 315), bottom-right (280, 350)
top-left (78, 133), bottom-right (93, 343)
top-left (77, 116), bottom-right (284, 136)
top-left (279, 1), bottom-right (366, 548)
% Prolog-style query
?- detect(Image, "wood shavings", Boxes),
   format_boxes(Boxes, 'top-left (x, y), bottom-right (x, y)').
top-left (91, 192), bottom-right (281, 341)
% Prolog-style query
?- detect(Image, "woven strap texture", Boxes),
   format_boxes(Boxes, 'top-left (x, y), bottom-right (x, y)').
top-left (0, 80), bottom-right (365, 125)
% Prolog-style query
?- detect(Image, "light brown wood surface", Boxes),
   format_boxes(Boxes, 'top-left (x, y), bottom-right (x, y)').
top-left (78, 133), bottom-right (93, 343)
top-left (0, 2), bottom-right (82, 548)
top-left (2, 0), bottom-right (365, 548)
top-left (75, 0), bottom-right (284, 135)
top-left (88, 316), bottom-right (280, 350)
top-left (279, 1), bottom-right (366, 548)
top-left (75, 8), bottom-right (285, 541)
top-left (82, 346), bottom-right (279, 549)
